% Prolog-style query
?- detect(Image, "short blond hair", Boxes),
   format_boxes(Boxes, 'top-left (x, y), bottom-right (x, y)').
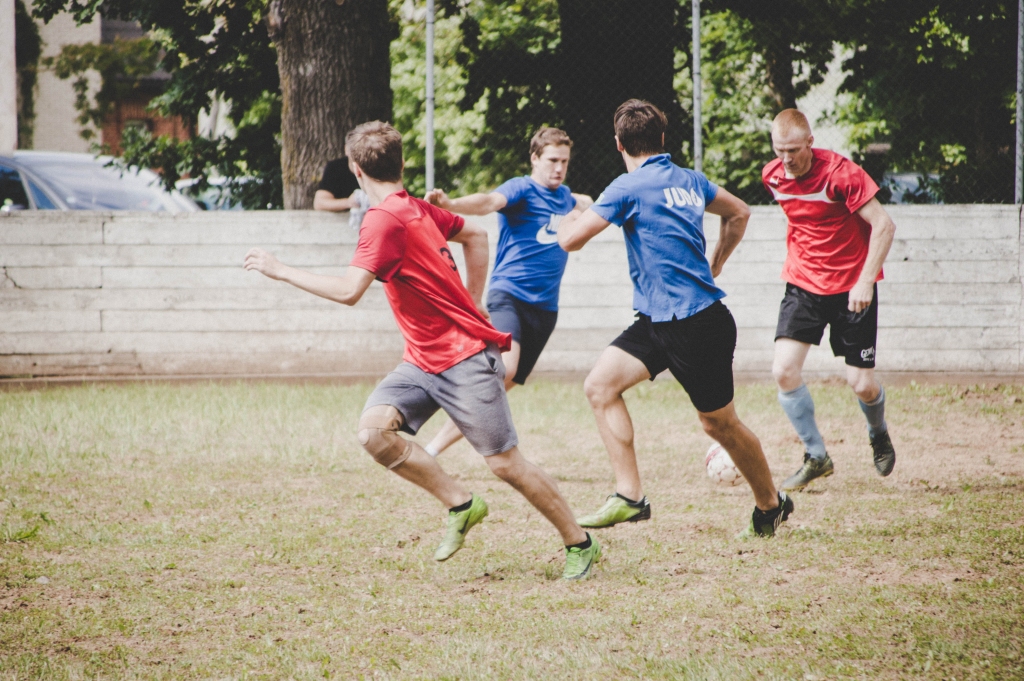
top-left (772, 109), bottom-right (812, 139)
top-left (345, 121), bottom-right (403, 182)
top-left (529, 127), bottom-right (572, 157)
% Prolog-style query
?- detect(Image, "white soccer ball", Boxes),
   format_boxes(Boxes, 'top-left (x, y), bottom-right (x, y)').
top-left (705, 442), bottom-right (746, 487)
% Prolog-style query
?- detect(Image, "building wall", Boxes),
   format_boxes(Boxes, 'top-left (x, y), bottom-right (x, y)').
top-left (0, 205), bottom-right (1021, 379)
top-left (31, 8), bottom-right (101, 152)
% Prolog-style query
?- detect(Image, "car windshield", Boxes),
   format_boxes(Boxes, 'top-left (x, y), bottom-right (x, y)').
top-left (14, 155), bottom-right (187, 211)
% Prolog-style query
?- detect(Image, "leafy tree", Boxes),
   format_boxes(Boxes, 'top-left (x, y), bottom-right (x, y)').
top-left (45, 38), bottom-right (160, 141)
top-left (33, 0), bottom-right (393, 209)
top-left (836, 0), bottom-right (1017, 203)
top-left (34, 0), bottom-right (283, 208)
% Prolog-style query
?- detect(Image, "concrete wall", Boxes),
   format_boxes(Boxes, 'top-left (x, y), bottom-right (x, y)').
top-left (1, 205), bottom-right (1021, 378)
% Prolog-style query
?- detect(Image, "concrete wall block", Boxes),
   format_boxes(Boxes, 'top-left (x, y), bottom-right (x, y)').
top-left (1, 244), bottom-right (355, 268)
top-left (103, 218), bottom-right (353, 245)
top-left (0, 330), bottom-right (407, 355)
top-left (0, 222), bottom-right (104, 245)
top-left (4, 267), bottom-right (101, 289)
top-left (101, 266), bottom-right (347, 289)
top-left (100, 309), bottom-right (401, 333)
top-left (4, 311), bottom-right (101, 333)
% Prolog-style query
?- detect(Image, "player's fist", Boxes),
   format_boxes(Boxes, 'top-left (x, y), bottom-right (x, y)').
top-left (243, 248), bottom-right (284, 280)
top-left (474, 299), bottom-right (490, 320)
top-left (424, 188), bottom-right (450, 208)
top-left (847, 281), bottom-right (874, 313)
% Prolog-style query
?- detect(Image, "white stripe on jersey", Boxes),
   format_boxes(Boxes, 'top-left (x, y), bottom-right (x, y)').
top-left (769, 185), bottom-right (838, 203)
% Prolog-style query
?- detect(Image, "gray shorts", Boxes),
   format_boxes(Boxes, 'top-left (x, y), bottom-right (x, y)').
top-left (363, 345), bottom-right (519, 456)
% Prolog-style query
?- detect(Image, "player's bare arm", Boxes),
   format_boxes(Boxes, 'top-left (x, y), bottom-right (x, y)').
top-left (571, 193), bottom-right (594, 212)
top-left (448, 222), bottom-right (490, 316)
top-left (557, 208), bottom-right (611, 252)
top-left (849, 198), bottom-right (897, 313)
top-left (313, 189), bottom-right (359, 212)
top-left (243, 248), bottom-right (375, 306)
top-left (705, 188), bottom-right (752, 278)
top-left (425, 189), bottom-right (507, 216)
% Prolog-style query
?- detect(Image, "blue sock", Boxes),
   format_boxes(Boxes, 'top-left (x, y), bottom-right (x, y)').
top-left (778, 384), bottom-right (827, 459)
top-left (858, 386), bottom-right (888, 439)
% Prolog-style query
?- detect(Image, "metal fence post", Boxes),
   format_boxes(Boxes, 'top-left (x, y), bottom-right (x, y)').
top-left (425, 0), bottom-right (436, 192)
top-left (692, 0), bottom-right (703, 173)
top-left (1016, 0), bottom-right (1023, 204)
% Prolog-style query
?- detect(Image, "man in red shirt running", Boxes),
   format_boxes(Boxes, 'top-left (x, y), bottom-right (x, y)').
top-left (763, 109), bottom-right (898, 491)
top-left (244, 121), bottom-right (600, 580)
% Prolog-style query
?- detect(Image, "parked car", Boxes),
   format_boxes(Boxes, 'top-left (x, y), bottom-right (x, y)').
top-left (0, 151), bottom-right (199, 212)
top-left (175, 176), bottom-right (246, 210)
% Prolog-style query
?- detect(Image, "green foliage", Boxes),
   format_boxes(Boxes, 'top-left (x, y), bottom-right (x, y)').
top-left (835, 0), bottom-right (1016, 203)
top-left (14, 0), bottom-right (43, 149)
top-left (391, 0), bottom-right (561, 196)
top-left (33, 0), bottom-right (283, 208)
top-left (44, 38), bottom-right (160, 141)
top-left (676, 11), bottom-right (777, 204)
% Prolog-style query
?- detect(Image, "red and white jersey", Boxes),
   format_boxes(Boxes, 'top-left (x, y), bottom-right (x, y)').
top-left (762, 148), bottom-right (881, 295)
top-left (350, 191), bottom-right (511, 374)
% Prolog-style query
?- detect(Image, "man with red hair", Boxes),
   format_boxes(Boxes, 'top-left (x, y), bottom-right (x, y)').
top-left (763, 109), bottom-right (898, 491)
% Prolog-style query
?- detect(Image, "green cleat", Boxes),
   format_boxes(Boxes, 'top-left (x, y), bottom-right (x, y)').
top-left (577, 494), bottom-right (651, 528)
top-left (434, 493), bottom-right (488, 561)
top-left (737, 491), bottom-right (794, 539)
top-left (780, 453), bottom-right (834, 491)
top-left (563, 533), bottom-right (601, 580)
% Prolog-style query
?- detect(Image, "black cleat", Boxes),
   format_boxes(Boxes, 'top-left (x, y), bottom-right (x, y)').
top-left (870, 431), bottom-right (896, 476)
top-left (780, 453), bottom-right (834, 491)
top-left (738, 491), bottom-right (794, 538)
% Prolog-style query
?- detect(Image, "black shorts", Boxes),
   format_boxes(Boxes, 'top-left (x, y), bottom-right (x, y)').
top-left (611, 301), bottom-right (736, 413)
top-left (775, 283), bottom-right (878, 368)
top-left (486, 289), bottom-right (559, 385)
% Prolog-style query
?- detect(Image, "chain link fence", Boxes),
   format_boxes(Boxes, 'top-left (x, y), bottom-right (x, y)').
top-left (391, 0), bottom-right (1018, 205)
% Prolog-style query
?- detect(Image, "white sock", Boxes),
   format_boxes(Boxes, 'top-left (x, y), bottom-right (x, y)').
top-left (424, 443), bottom-right (440, 457)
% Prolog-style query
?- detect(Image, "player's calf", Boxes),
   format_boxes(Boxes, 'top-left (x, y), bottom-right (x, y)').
top-left (357, 404), bottom-right (411, 469)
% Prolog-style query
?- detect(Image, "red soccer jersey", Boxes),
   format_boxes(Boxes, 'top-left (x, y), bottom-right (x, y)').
top-left (349, 190), bottom-right (511, 374)
top-left (762, 148), bottom-right (881, 295)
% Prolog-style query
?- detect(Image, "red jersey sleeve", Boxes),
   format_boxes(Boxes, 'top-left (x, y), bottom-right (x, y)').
top-left (349, 208), bottom-right (407, 282)
top-left (829, 158), bottom-right (879, 215)
top-left (416, 198), bottom-right (465, 240)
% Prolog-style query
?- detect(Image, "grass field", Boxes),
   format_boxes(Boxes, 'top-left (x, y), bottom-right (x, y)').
top-left (1, 378), bottom-right (1022, 680)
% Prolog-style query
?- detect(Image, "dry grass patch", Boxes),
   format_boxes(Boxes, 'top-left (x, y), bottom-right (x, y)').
top-left (0, 379), bottom-right (1022, 679)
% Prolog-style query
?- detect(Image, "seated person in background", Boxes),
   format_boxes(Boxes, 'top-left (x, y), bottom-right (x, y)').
top-left (314, 156), bottom-right (369, 229)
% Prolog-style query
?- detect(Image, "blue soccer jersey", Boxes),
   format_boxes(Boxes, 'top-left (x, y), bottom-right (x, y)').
top-left (590, 154), bottom-right (724, 322)
top-left (491, 176), bottom-right (576, 311)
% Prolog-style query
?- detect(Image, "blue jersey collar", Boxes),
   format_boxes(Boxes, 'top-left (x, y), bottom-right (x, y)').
top-left (639, 153), bottom-right (672, 169)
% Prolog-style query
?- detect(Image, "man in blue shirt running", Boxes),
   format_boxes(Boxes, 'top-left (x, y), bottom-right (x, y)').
top-left (558, 99), bottom-right (793, 538)
top-left (423, 127), bottom-right (593, 457)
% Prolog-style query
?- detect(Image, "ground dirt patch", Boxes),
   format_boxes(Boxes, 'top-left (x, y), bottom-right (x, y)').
top-left (0, 379), bottom-right (1022, 679)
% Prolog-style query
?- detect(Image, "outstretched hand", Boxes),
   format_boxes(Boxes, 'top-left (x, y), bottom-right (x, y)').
top-left (243, 247), bottom-right (285, 280)
top-left (424, 188), bottom-right (450, 208)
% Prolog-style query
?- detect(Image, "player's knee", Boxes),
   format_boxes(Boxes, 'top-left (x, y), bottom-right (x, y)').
top-left (357, 405), bottom-right (411, 469)
top-left (583, 373), bottom-right (615, 408)
top-left (847, 372), bottom-right (877, 399)
top-left (484, 448), bottom-right (521, 482)
top-left (699, 410), bottom-right (736, 443)
top-left (772, 359), bottom-right (800, 389)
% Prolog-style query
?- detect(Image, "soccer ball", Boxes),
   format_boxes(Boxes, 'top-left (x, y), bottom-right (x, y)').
top-left (705, 442), bottom-right (746, 487)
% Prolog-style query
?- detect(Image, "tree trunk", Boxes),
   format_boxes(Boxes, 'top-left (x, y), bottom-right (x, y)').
top-left (762, 43), bottom-right (797, 113)
top-left (555, 0), bottom-right (685, 197)
top-left (270, 0), bottom-right (393, 209)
